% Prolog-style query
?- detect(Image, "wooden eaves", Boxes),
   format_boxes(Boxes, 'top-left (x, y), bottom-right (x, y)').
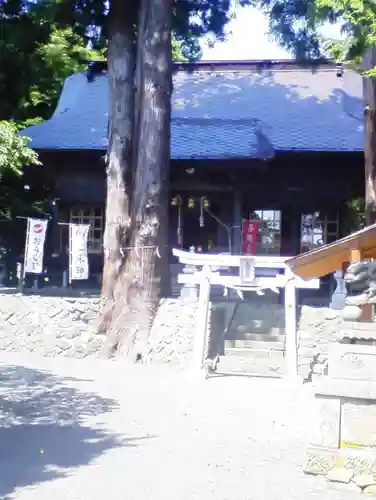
top-left (286, 223), bottom-right (376, 280)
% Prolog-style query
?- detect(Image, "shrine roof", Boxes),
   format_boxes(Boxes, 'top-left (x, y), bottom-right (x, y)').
top-left (19, 60), bottom-right (364, 158)
top-left (286, 223), bottom-right (376, 280)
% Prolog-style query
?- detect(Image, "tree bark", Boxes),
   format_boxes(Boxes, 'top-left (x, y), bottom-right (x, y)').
top-left (363, 47), bottom-right (376, 225)
top-left (98, 0), bottom-right (136, 353)
top-left (99, 0), bottom-right (173, 360)
top-left (118, 0), bottom-right (172, 358)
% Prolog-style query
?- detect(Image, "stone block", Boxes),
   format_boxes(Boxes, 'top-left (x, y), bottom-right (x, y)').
top-left (326, 467), bottom-right (353, 483)
top-left (298, 364), bottom-right (311, 381)
top-left (306, 447), bottom-right (376, 477)
top-left (87, 336), bottom-right (105, 351)
top-left (340, 322), bottom-right (376, 336)
top-left (0, 338), bottom-right (13, 350)
top-left (72, 346), bottom-right (89, 358)
top-left (298, 340), bottom-right (317, 349)
top-left (316, 354), bottom-right (328, 364)
top-left (298, 346), bottom-right (316, 358)
top-left (338, 448), bottom-right (376, 474)
top-left (180, 285), bottom-right (198, 301)
top-left (298, 330), bottom-right (316, 341)
top-left (329, 343), bottom-right (376, 381)
top-left (364, 485), bottom-right (376, 497)
top-left (342, 401), bottom-right (376, 448)
top-left (308, 396), bottom-right (341, 449)
top-left (304, 446), bottom-right (338, 475)
top-left (314, 377), bottom-right (376, 400)
top-left (352, 474), bottom-right (376, 488)
top-left (312, 363), bottom-right (327, 375)
top-left (55, 339), bottom-right (71, 351)
top-left (342, 305), bottom-right (362, 321)
top-left (62, 329), bottom-right (81, 340)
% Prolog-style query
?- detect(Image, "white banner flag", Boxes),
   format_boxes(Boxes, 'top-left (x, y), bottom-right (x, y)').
top-left (69, 223), bottom-right (90, 281)
top-left (23, 218), bottom-right (48, 275)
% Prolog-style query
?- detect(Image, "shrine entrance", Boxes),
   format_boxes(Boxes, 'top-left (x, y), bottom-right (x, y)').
top-left (182, 205), bottom-right (218, 253)
top-left (170, 194), bottom-right (223, 253)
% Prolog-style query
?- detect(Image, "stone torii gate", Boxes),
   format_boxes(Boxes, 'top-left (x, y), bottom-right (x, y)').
top-left (172, 248), bottom-right (320, 379)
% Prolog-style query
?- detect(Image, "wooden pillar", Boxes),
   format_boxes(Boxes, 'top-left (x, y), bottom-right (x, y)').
top-left (350, 246), bottom-right (373, 321)
top-left (281, 207), bottom-right (301, 256)
top-left (338, 201), bottom-right (351, 239)
top-left (350, 247), bottom-right (362, 263)
top-left (284, 267), bottom-right (298, 378)
top-left (232, 190), bottom-right (242, 254)
top-left (50, 198), bottom-right (60, 256)
top-left (193, 264), bottom-right (211, 374)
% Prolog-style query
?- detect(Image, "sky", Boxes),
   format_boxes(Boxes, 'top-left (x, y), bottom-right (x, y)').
top-left (201, 6), bottom-right (343, 61)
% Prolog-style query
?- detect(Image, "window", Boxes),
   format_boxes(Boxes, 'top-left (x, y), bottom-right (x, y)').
top-left (248, 209), bottom-right (281, 255)
top-left (70, 207), bottom-right (103, 253)
top-left (300, 211), bottom-right (339, 253)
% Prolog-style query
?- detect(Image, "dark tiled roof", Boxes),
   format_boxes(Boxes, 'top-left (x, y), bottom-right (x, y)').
top-left (19, 61), bottom-right (364, 157)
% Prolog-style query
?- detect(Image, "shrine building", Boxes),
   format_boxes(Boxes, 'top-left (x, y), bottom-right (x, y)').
top-left (19, 59), bottom-right (364, 285)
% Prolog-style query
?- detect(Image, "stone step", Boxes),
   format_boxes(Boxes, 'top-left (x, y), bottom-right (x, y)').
top-left (224, 339), bottom-right (285, 350)
top-left (216, 352), bottom-right (286, 376)
top-left (224, 347), bottom-right (285, 359)
top-left (226, 333), bottom-right (285, 342)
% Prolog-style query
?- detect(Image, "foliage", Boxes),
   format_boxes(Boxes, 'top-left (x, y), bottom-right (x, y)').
top-left (260, 0), bottom-right (376, 69)
top-left (0, 1), bottom-right (104, 228)
top-left (0, 3), bottom-right (104, 123)
top-left (24, 26), bottom-right (105, 123)
top-left (0, 121), bottom-right (40, 175)
top-left (0, 120), bottom-right (48, 267)
top-left (172, 36), bottom-right (190, 61)
top-left (347, 198), bottom-right (366, 232)
top-left (0, 0), bottom-right (244, 251)
top-left (1, 0), bottom-right (256, 126)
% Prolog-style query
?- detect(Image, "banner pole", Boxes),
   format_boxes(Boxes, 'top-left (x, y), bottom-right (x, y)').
top-left (68, 223), bottom-right (72, 285)
top-left (23, 218), bottom-right (30, 279)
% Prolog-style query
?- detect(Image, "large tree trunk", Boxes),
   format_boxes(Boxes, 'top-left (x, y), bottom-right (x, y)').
top-left (99, 0), bottom-right (173, 360)
top-left (364, 47), bottom-right (376, 225)
top-left (98, 0), bottom-right (136, 351)
top-left (118, 0), bottom-right (172, 358)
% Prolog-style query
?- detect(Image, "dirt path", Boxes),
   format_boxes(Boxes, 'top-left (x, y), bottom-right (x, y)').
top-left (0, 353), bottom-right (360, 500)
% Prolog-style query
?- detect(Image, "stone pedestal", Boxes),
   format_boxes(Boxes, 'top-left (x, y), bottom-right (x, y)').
top-left (305, 323), bottom-right (376, 493)
top-left (180, 264), bottom-right (199, 302)
top-left (330, 269), bottom-right (347, 310)
top-left (328, 343), bottom-right (376, 381)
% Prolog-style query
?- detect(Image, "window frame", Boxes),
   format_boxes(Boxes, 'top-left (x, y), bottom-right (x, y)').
top-left (69, 207), bottom-right (104, 254)
top-left (300, 211), bottom-right (340, 253)
top-left (247, 209), bottom-right (282, 255)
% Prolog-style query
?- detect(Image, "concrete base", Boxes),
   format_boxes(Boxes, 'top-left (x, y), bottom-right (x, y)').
top-left (306, 445), bottom-right (376, 476)
top-left (305, 376), bottom-right (376, 492)
top-left (328, 343), bottom-right (376, 381)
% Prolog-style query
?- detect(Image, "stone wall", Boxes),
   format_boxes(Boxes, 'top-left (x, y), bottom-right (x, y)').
top-left (0, 292), bottom-right (104, 357)
top-left (0, 291), bottom-right (198, 361)
top-left (147, 298), bottom-right (198, 364)
top-left (0, 290), bottom-right (343, 375)
top-left (298, 305), bottom-right (342, 380)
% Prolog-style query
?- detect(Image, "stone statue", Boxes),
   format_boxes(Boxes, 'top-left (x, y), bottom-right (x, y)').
top-left (344, 259), bottom-right (376, 306)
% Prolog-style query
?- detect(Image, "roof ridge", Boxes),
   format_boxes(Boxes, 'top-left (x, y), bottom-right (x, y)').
top-left (85, 58), bottom-right (339, 80)
top-left (18, 61), bottom-right (363, 155)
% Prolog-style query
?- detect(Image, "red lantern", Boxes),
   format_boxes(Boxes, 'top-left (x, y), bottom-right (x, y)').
top-left (242, 220), bottom-right (259, 255)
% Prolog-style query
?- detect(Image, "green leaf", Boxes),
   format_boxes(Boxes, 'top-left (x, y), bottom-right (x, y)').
top-left (0, 121), bottom-right (41, 175)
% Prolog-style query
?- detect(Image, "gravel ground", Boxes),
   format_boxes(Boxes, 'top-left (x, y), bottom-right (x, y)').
top-left (0, 353), bottom-right (361, 500)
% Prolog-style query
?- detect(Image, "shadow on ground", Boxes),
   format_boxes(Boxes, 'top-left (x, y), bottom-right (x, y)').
top-left (0, 365), bottom-right (148, 499)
